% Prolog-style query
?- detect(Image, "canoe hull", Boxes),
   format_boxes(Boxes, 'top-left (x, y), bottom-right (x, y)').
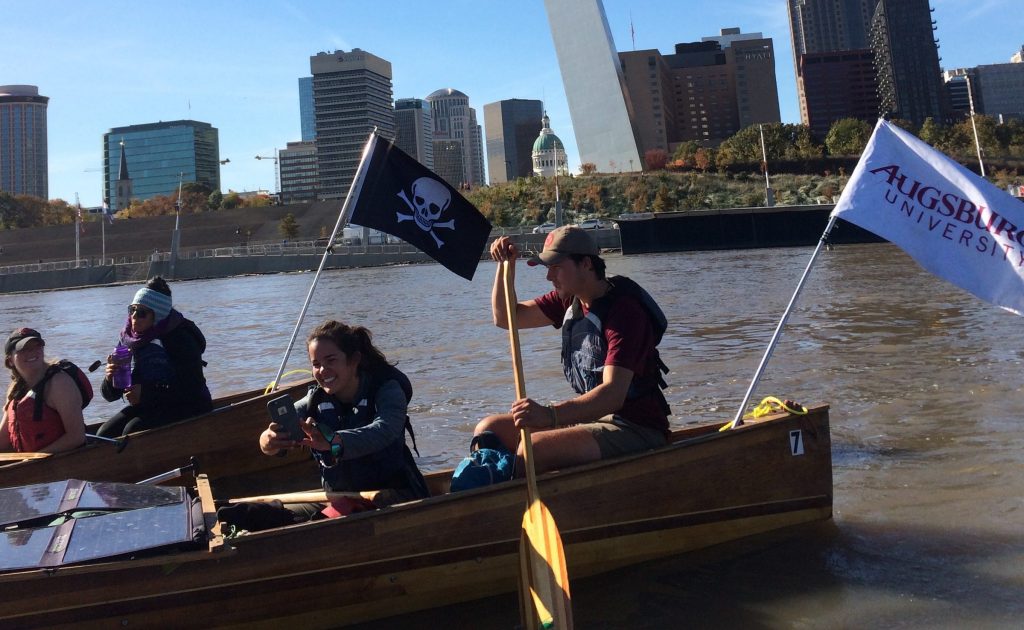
top-left (0, 381), bottom-right (320, 498)
top-left (0, 405), bottom-right (832, 628)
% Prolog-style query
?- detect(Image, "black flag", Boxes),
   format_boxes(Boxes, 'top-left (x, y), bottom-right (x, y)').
top-left (349, 136), bottom-right (492, 281)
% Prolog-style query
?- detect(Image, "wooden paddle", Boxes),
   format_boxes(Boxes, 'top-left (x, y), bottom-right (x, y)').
top-left (228, 489), bottom-right (379, 504)
top-left (502, 260), bottom-right (573, 630)
top-left (0, 452), bottom-right (51, 462)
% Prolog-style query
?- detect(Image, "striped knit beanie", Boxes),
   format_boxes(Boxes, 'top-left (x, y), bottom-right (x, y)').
top-left (132, 287), bottom-right (172, 322)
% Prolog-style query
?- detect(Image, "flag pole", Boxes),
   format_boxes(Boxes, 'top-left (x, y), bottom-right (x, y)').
top-left (74, 193), bottom-right (81, 268)
top-left (725, 215), bottom-right (838, 429)
top-left (268, 130), bottom-right (380, 392)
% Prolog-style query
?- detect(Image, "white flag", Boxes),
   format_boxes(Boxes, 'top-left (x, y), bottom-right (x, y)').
top-left (831, 119), bottom-right (1024, 315)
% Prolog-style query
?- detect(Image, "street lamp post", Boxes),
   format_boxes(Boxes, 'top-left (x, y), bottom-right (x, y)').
top-left (964, 74), bottom-right (986, 177)
top-left (169, 172), bottom-right (183, 279)
top-left (759, 124), bottom-right (775, 207)
top-left (255, 149), bottom-right (280, 196)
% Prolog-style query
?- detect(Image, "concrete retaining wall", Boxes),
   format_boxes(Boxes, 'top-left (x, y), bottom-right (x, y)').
top-left (0, 228), bottom-right (622, 294)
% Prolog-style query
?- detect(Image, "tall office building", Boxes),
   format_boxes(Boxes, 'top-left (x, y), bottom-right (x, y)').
top-left (394, 98), bottom-right (434, 169)
top-left (945, 53), bottom-right (1024, 121)
top-left (103, 120), bottom-right (220, 209)
top-left (0, 85), bottom-right (48, 199)
top-left (298, 77), bottom-right (315, 142)
top-left (620, 28), bottom-right (781, 151)
top-left (544, 0), bottom-right (642, 172)
top-left (310, 49), bottom-right (394, 199)
top-left (869, 0), bottom-right (947, 126)
top-left (278, 141), bottom-right (318, 204)
top-left (800, 49), bottom-right (879, 139)
top-left (788, 0), bottom-right (878, 131)
top-left (425, 88), bottom-right (484, 188)
top-left (484, 99), bottom-right (543, 183)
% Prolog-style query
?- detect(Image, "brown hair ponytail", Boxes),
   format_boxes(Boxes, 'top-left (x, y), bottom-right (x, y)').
top-left (307, 320), bottom-right (390, 374)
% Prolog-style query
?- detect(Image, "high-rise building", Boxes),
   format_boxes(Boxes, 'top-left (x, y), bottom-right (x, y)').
top-left (869, 0), bottom-right (947, 127)
top-left (947, 53), bottom-right (1024, 121)
top-left (425, 88), bottom-right (484, 187)
top-left (544, 0), bottom-right (642, 172)
top-left (800, 49), bottom-right (879, 139)
top-left (484, 99), bottom-right (543, 184)
top-left (298, 77), bottom-right (315, 142)
top-left (0, 85), bottom-right (48, 199)
top-left (788, 1), bottom-right (878, 132)
top-left (620, 28), bottom-right (781, 152)
top-left (394, 98), bottom-right (434, 169)
top-left (310, 49), bottom-right (394, 199)
top-left (278, 141), bottom-right (317, 204)
top-left (103, 120), bottom-right (220, 209)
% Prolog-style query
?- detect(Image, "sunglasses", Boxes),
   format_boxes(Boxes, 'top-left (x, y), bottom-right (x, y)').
top-left (129, 305), bottom-right (154, 318)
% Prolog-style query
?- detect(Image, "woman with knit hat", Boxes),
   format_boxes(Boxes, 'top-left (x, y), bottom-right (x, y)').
top-left (96, 276), bottom-right (212, 438)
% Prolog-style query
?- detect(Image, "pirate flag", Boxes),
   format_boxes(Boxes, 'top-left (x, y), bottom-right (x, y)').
top-left (349, 137), bottom-right (492, 280)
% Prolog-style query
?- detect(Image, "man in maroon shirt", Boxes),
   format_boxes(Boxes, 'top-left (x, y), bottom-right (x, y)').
top-left (476, 226), bottom-right (670, 475)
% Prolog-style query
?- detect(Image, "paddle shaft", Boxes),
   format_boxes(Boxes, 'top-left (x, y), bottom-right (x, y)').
top-left (501, 260), bottom-right (540, 500)
top-left (502, 260), bottom-right (573, 630)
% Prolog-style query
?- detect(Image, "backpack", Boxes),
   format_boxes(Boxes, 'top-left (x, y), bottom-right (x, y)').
top-left (449, 431), bottom-right (515, 493)
top-left (31, 360), bottom-right (93, 421)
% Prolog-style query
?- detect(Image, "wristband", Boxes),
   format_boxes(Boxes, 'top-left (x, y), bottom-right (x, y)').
top-left (549, 404), bottom-right (559, 428)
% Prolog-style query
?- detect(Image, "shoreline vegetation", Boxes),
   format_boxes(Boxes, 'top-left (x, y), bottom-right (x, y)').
top-left (1, 118), bottom-right (1022, 237)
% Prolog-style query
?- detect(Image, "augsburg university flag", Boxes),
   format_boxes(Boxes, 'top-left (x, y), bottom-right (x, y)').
top-left (831, 120), bottom-right (1024, 315)
top-left (349, 136), bottom-right (492, 281)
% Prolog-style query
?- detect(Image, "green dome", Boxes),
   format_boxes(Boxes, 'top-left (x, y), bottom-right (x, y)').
top-left (533, 132), bottom-right (564, 153)
top-left (532, 112), bottom-right (564, 153)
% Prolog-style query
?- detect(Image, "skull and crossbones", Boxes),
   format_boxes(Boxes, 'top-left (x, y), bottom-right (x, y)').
top-left (396, 177), bottom-right (455, 247)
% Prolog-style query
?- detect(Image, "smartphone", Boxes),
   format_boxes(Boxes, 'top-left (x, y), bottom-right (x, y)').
top-left (266, 394), bottom-right (305, 441)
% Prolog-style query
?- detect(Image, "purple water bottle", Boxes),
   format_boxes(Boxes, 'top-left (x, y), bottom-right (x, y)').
top-left (111, 344), bottom-right (132, 389)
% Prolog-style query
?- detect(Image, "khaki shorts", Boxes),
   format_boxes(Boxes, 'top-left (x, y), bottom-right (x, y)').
top-left (575, 415), bottom-right (668, 459)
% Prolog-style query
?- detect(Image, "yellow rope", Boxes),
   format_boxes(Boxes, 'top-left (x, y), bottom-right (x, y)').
top-left (264, 369), bottom-right (313, 394)
top-left (720, 396), bottom-right (807, 431)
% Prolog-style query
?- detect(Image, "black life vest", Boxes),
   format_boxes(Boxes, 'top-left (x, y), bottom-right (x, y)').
top-left (559, 275), bottom-right (670, 412)
top-left (305, 365), bottom-right (427, 497)
top-left (32, 360), bottom-right (93, 421)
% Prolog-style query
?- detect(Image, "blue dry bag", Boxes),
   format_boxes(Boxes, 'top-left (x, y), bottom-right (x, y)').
top-left (449, 431), bottom-right (515, 492)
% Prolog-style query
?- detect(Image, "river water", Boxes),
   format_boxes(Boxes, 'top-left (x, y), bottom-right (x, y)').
top-left (2, 244), bottom-right (1022, 628)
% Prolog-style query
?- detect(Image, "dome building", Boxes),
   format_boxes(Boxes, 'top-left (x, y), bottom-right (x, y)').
top-left (532, 112), bottom-right (568, 177)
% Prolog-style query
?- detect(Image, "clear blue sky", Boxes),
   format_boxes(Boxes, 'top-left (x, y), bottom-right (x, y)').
top-left (2, 0), bottom-right (1019, 207)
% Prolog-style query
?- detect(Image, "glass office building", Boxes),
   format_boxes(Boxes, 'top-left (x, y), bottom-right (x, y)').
top-left (298, 76), bottom-right (315, 142)
top-left (103, 120), bottom-right (220, 209)
top-left (484, 99), bottom-right (543, 184)
top-left (0, 85), bottom-right (48, 199)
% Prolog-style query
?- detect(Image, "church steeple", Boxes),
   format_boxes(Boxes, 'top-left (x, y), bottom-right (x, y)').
top-left (115, 139), bottom-right (133, 211)
top-left (117, 139), bottom-right (130, 180)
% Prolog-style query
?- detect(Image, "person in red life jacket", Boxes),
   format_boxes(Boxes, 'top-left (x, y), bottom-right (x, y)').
top-left (97, 276), bottom-right (212, 438)
top-left (218, 320), bottom-right (428, 532)
top-left (1, 328), bottom-right (87, 453)
top-left (476, 226), bottom-right (671, 475)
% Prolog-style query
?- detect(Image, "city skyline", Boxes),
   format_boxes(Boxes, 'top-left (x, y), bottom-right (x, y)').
top-left (1, 0), bottom-right (1018, 207)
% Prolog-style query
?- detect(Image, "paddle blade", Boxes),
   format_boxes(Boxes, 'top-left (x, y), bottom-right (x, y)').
top-left (521, 499), bottom-right (573, 630)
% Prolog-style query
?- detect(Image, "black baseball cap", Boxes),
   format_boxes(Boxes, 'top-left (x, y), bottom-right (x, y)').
top-left (4, 328), bottom-right (44, 356)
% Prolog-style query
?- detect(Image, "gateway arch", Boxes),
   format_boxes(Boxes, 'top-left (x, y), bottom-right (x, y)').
top-left (544, 0), bottom-right (642, 172)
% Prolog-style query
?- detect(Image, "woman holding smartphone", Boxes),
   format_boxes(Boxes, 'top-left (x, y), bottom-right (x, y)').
top-left (221, 320), bottom-right (428, 531)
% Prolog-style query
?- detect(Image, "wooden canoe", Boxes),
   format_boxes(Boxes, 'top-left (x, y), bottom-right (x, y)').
top-left (0, 404), bottom-right (832, 628)
top-left (0, 380), bottom-right (321, 498)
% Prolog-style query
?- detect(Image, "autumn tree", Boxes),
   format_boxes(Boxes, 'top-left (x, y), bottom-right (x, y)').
top-left (579, 162), bottom-right (597, 175)
top-left (644, 149), bottom-right (668, 171)
top-left (825, 118), bottom-right (873, 155)
top-left (279, 213), bottom-right (300, 239)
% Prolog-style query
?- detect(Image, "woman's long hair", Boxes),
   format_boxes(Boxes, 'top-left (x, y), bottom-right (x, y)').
top-left (306, 320), bottom-right (390, 375)
top-left (5, 357), bottom-right (56, 404)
